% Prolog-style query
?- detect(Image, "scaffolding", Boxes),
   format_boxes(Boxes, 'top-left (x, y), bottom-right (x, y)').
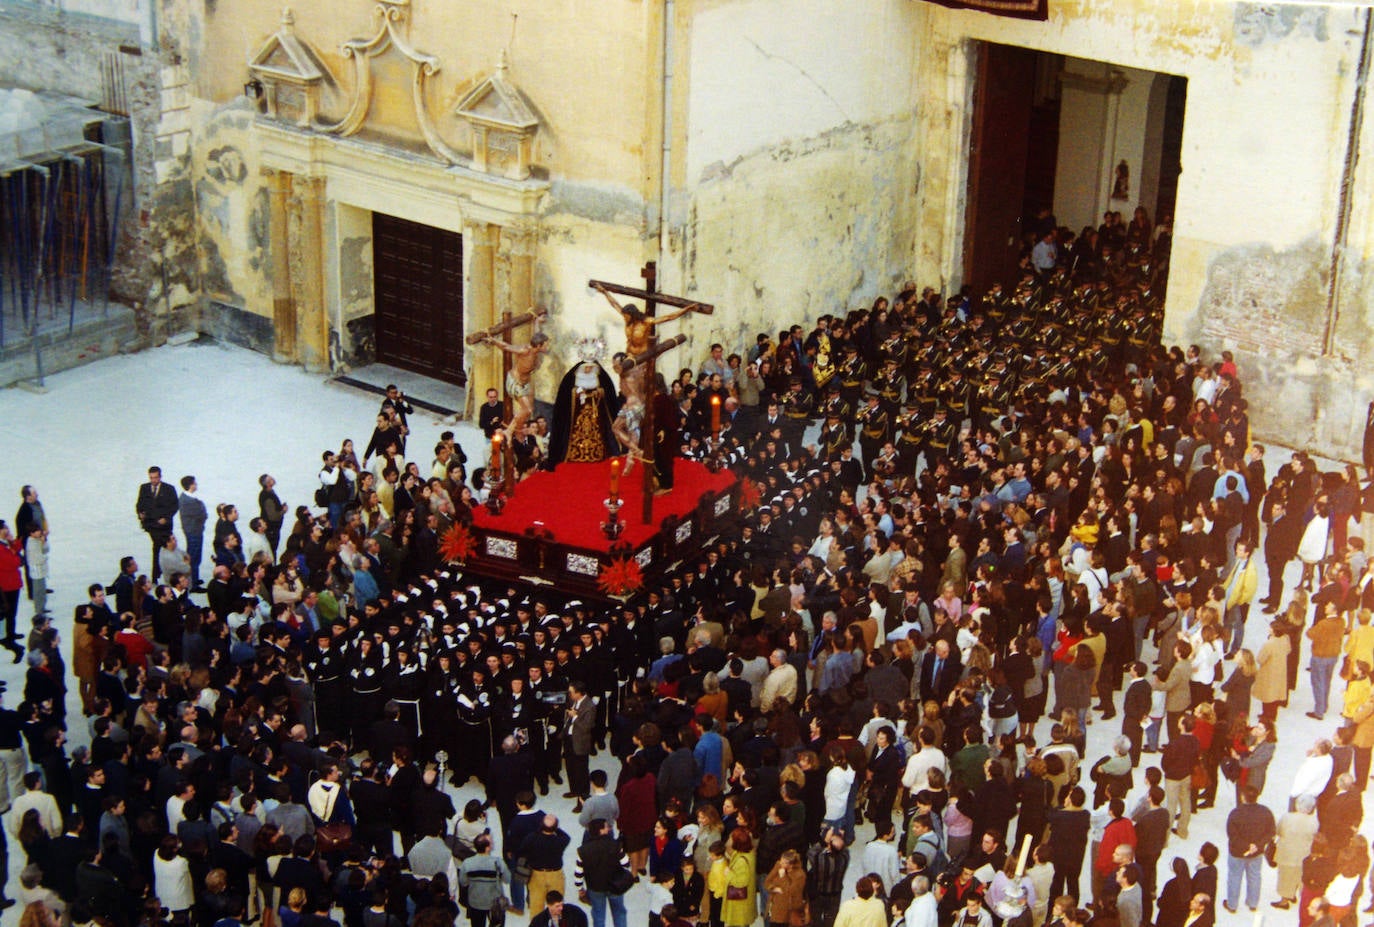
top-left (0, 88), bottom-right (128, 383)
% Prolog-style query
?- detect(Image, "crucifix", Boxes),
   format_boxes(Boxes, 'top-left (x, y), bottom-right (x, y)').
top-left (591, 262), bottom-right (714, 523)
top-left (467, 307), bottom-right (549, 485)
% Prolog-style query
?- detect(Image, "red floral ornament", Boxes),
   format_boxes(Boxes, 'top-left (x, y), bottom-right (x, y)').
top-left (597, 557), bottom-right (644, 597)
top-left (439, 524), bottom-right (476, 563)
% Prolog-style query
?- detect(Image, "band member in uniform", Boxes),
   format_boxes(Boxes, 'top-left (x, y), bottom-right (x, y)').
top-left (975, 371), bottom-right (1011, 435)
top-left (305, 628), bottom-right (347, 742)
top-left (348, 635), bottom-right (386, 756)
top-left (384, 645), bottom-right (425, 739)
top-left (453, 665), bottom-right (494, 786)
top-left (837, 343), bottom-right (867, 408)
top-left (778, 377), bottom-right (815, 447)
top-left (894, 405), bottom-right (928, 482)
top-left (818, 412), bottom-right (852, 463)
top-left (421, 650), bottom-right (460, 764)
top-left (939, 368), bottom-right (971, 426)
top-left (923, 406), bottom-right (958, 472)
top-left (874, 357), bottom-right (906, 414)
top-left (529, 659), bottom-right (567, 789)
top-left (857, 390), bottom-right (892, 476)
top-left (819, 384), bottom-right (853, 432)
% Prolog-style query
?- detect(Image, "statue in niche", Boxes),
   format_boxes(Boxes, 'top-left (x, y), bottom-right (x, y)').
top-left (1112, 160), bottom-right (1130, 201)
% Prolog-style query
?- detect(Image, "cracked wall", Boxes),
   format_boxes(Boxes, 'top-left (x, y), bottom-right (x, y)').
top-left (666, 0), bottom-right (923, 359)
top-left (189, 102), bottom-right (271, 329)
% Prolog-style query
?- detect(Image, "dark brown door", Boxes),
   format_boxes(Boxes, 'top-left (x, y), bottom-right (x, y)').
top-left (963, 42), bottom-right (1038, 296)
top-left (373, 212), bottom-right (466, 385)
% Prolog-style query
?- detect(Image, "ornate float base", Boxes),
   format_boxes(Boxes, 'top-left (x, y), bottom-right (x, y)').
top-left (465, 459), bottom-right (739, 601)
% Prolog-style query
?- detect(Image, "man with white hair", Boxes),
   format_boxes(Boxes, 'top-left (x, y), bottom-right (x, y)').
top-left (759, 649), bottom-right (797, 713)
top-left (904, 875), bottom-right (937, 927)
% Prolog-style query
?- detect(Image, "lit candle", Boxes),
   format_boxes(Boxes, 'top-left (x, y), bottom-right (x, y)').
top-left (609, 457), bottom-right (622, 500)
top-left (710, 394), bottom-right (722, 439)
top-left (491, 433), bottom-right (503, 474)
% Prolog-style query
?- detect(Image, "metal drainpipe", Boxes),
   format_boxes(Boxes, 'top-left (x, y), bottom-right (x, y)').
top-left (1323, 6), bottom-right (1373, 357)
top-left (658, 0), bottom-right (675, 264)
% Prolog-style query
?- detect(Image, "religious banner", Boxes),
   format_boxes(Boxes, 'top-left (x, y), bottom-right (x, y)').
top-left (921, 0), bottom-right (1048, 21)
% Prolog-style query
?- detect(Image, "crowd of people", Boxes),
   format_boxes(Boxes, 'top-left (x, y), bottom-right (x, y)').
top-left (0, 223), bottom-right (1365, 927)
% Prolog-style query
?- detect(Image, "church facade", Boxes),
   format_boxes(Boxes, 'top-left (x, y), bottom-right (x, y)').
top-left (4, 0), bottom-right (1372, 455)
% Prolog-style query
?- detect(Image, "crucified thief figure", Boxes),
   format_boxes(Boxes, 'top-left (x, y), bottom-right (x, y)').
top-left (593, 282), bottom-right (701, 472)
top-left (482, 307), bottom-right (549, 442)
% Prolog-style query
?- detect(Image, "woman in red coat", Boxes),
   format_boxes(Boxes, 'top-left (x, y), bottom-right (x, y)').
top-left (617, 753), bottom-right (658, 876)
top-left (0, 524), bottom-right (22, 654)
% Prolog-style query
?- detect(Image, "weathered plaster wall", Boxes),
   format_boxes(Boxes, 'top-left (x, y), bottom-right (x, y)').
top-left (665, 0), bottom-right (922, 360)
top-left (911, 0), bottom-right (1370, 459)
top-left (0, 2), bottom-right (165, 321)
top-left (191, 102), bottom-right (270, 314)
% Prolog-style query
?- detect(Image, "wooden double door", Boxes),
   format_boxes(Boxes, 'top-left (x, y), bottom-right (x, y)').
top-left (373, 212), bottom-right (466, 385)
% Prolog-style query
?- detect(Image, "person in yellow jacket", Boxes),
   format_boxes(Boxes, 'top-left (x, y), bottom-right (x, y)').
top-left (1343, 659), bottom-right (1372, 724)
top-left (1345, 608), bottom-right (1374, 670)
top-left (1347, 676), bottom-right (1374, 784)
top-left (832, 876), bottom-right (888, 927)
top-left (706, 841), bottom-right (728, 927)
top-left (720, 829), bottom-right (757, 927)
top-left (1221, 540), bottom-right (1259, 658)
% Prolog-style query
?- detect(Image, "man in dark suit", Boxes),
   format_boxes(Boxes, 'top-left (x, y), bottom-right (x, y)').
top-left (919, 639), bottom-right (961, 705)
top-left (1261, 499), bottom-right (1301, 612)
top-left (1122, 661), bottom-right (1153, 765)
top-left (135, 467), bottom-right (179, 582)
top-left (177, 475), bottom-right (208, 590)
top-left (562, 681), bottom-right (595, 812)
top-left (1242, 445), bottom-right (1267, 546)
top-left (1133, 786), bottom-right (1170, 924)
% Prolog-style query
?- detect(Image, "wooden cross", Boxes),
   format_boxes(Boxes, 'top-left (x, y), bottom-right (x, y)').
top-left (591, 263), bottom-right (714, 523)
top-left (467, 308), bottom-right (543, 485)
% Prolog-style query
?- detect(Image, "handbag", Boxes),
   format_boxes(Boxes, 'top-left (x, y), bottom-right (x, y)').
top-left (1220, 756), bottom-right (1241, 782)
top-left (789, 901), bottom-right (811, 927)
top-left (726, 885), bottom-right (748, 901)
top-left (1190, 762), bottom-right (1209, 791)
top-left (446, 821), bottom-right (478, 861)
top-left (513, 857), bottom-right (533, 881)
top-left (316, 822), bottom-right (353, 853)
top-left (608, 867), bottom-right (635, 895)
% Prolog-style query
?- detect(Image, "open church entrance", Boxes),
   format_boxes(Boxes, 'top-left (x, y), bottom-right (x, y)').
top-left (372, 212), bottom-right (466, 386)
top-left (962, 43), bottom-right (1187, 297)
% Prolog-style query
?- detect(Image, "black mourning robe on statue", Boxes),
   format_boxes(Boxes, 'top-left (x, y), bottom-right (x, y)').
top-left (549, 361), bottom-right (619, 466)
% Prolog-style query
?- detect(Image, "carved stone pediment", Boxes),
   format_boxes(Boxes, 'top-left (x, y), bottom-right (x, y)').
top-left (251, 0), bottom-right (545, 180)
top-left (249, 9), bottom-right (328, 128)
top-left (455, 51), bottom-right (540, 180)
